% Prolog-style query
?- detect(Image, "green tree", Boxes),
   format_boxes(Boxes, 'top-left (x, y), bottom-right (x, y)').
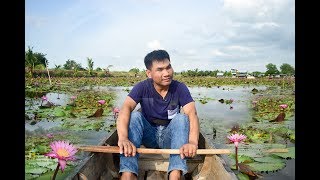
top-left (129, 67), bottom-right (140, 77)
top-left (25, 46), bottom-right (40, 77)
top-left (129, 68), bottom-right (140, 73)
top-left (34, 52), bottom-right (48, 68)
top-left (63, 59), bottom-right (82, 70)
top-left (252, 71), bottom-right (264, 77)
top-left (87, 57), bottom-right (94, 75)
top-left (280, 63), bottom-right (295, 75)
top-left (265, 63), bottom-right (280, 75)
top-left (54, 65), bottom-right (62, 70)
top-left (104, 65), bottom-right (113, 76)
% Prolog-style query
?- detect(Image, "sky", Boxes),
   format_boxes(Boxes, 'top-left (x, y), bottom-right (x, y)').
top-left (25, 0), bottom-right (295, 73)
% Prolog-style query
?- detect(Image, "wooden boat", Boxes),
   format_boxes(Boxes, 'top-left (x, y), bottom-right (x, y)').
top-left (67, 130), bottom-right (237, 180)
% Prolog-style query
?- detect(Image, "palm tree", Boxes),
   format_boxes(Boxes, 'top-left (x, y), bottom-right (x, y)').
top-left (87, 57), bottom-right (94, 76)
top-left (105, 65), bottom-right (113, 76)
top-left (25, 46), bottom-right (39, 77)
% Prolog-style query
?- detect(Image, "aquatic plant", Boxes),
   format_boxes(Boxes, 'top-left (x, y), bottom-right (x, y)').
top-left (113, 107), bottom-right (120, 120)
top-left (44, 140), bottom-right (78, 180)
top-left (98, 99), bottom-right (106, 105)
top-left (68, 95), bottom-right (77, 106)
top-left (227, 133), bottom-right (247, 170)
top-left (41, 95), bottom-right (47, 106)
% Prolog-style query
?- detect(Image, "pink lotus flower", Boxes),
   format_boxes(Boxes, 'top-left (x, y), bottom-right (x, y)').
top-left (44, 140), bottom-right (78, 172)
top-left (279, 104), bottom-right (288, 110)
top-left (41, 95), bottom-right (47, 101)
top-left (70, 96), bottom-right (77, 100)
top-left (227, 133), bottom-right (246, 170)
top-left (227, 133), bottom-right (246, 147)
top-left (46, 133), bottom-right (54, 138)
top-left (113, 107), bottom-right (120, 113)
top-left (252, 100), bottom-right (258, 106)
top-left (41, 95), bottom-right (48, 106)
top-left (113, 107), bottom-right (120, 119)
top-left (98, 100), bottom-right (106, 105)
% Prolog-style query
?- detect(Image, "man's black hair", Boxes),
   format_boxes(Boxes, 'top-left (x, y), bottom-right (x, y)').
top-left (144, 49), bottom-right (170, 70)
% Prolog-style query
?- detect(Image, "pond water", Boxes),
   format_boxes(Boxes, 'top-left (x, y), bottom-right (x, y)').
top-left (25, 85), bottom-right (295, 179)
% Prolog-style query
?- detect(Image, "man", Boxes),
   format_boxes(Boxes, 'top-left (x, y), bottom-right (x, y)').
top-left (116, 49), bottom-right (200, 180)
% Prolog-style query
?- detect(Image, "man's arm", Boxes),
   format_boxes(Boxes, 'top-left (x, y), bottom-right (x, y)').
top-left (180, 101), bottom-right (200, 158)
top-left (116, 96), bottom-right (137, 157)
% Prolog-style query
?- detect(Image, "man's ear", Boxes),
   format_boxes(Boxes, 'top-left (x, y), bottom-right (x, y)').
top-left (146, 69), bottom-right (152, 78)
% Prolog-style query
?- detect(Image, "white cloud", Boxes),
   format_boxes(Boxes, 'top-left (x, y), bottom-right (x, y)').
top-left (147, 40), bottom-right (163, 50)
top-left (211, 49), bottom-right (230, 57)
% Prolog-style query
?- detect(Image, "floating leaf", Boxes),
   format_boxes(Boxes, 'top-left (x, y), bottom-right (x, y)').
top-left (35, 145), bottom-right (49, 154)
top-left (238, 163), bottom-right (261, 177)
top-left (236, 172), bottom-right (250, 180)
top-left (252, 155), bottom-right (284, 163)
top-left (229, 154), bottom-right (254, 164)
top-left (246, 161), bottom-right (286, 172)
top-left (271, 146), bottom-right (295, 159)
top-left (53, 108), bottom-right (66, 117)
top-left (25, 165), bottom-right (48, 174)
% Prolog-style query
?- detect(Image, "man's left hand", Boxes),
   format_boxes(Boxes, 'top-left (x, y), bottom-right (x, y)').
top-left (179, 143), bottom-right (198, 159)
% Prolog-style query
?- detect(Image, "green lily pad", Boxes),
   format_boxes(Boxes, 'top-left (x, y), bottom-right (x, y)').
top-left (271, 146), bottom-right (295, 159)
top-left (253, 155), bottom-right (284, 163)
top-left (246, 161), bottom-right (286, 172)
top-left (54, 108), bottom-right (66, 117)
top-left (236, 172), bottom-right (250, 180)
top-left (25, 166), bottom-right (48, 174)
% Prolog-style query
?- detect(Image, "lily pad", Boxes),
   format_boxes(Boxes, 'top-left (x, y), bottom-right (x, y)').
top-left (236, 172), bottom-right (250, 180)
top-left (25, 165), bottom-right (48, 174)
top-left (271, 146), bottom-right (295, 159)
top-left (53, 108), bottom-right (66, 117)
top-left (246, 161), bottom-right (286, 172)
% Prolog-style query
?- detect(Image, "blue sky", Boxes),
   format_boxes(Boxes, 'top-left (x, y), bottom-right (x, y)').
top-left (25, 0), bottom-right (295, 72)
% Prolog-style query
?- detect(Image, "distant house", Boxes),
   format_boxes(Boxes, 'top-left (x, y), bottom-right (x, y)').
top-left (236, 72), bottom-right (248, 78)
top-left (246, 75), bottom-right (255, 79)
top-left (231, 69), bottom-right (237, 77)
top-left (216, 72), bottom-right (224, 78)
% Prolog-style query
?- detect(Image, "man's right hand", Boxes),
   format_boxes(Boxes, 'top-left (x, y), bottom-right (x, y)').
top-left (118, 139), bottom-right (137, 157)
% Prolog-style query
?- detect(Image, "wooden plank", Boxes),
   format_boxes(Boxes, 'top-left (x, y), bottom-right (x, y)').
top-left (78, 145), bottom-right (231, 154)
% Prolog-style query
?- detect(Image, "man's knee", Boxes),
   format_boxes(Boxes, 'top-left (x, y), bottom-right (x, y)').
top-left (120, 172), bottom-right (137, 180)
top-left (170, 114), bottom-right (189, 126)
top-left (130, 111), bottom-right (143, 120)
top-left (129, 111), bottom-right (143, 127)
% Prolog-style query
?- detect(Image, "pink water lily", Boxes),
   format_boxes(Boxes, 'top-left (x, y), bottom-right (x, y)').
top-left (252, 100), bottom-right (258, 106)
top-left (227, 133), bottom-right (247, 147)
top-left (98, 100), bottom-right (106, 105)
top-left (279, 104), bottom-right (288, 110)
top-left (227, 133), bottom-right (246, 170)
top-left (70, 96), bottom-right (77, 100)
top-left (44, 140), bottom-right (78, 172)
top-left (41, 95), bottom-right (48, 106)
top-left (113, 107), bottom-right (120, 114)
top-left (113, 107), bottom-right (120, 120)
top-left (41, 95), bottom-right (48, 101)
top-left (46, 133), bottom-right (54, 138)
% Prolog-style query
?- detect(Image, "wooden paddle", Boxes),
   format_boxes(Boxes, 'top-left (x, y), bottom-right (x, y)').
top-left (77, 145), bottom-right (288, 154)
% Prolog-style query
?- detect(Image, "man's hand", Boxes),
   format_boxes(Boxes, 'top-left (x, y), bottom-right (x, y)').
top-left (118, 139), bottom-right (137, 157)
top-left (179, 143), bottom-right (198, 159)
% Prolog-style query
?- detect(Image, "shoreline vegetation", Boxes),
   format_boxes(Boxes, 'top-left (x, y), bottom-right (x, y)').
top-left (25, 75), bottom-right (295, 89)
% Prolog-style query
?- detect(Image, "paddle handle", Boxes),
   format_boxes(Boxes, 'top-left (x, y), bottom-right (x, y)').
top-left (78, 145), bottom-right (232, 154)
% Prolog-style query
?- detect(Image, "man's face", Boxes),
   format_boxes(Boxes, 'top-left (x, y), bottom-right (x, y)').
top-left (146, 58), bottom-right (174, 87)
